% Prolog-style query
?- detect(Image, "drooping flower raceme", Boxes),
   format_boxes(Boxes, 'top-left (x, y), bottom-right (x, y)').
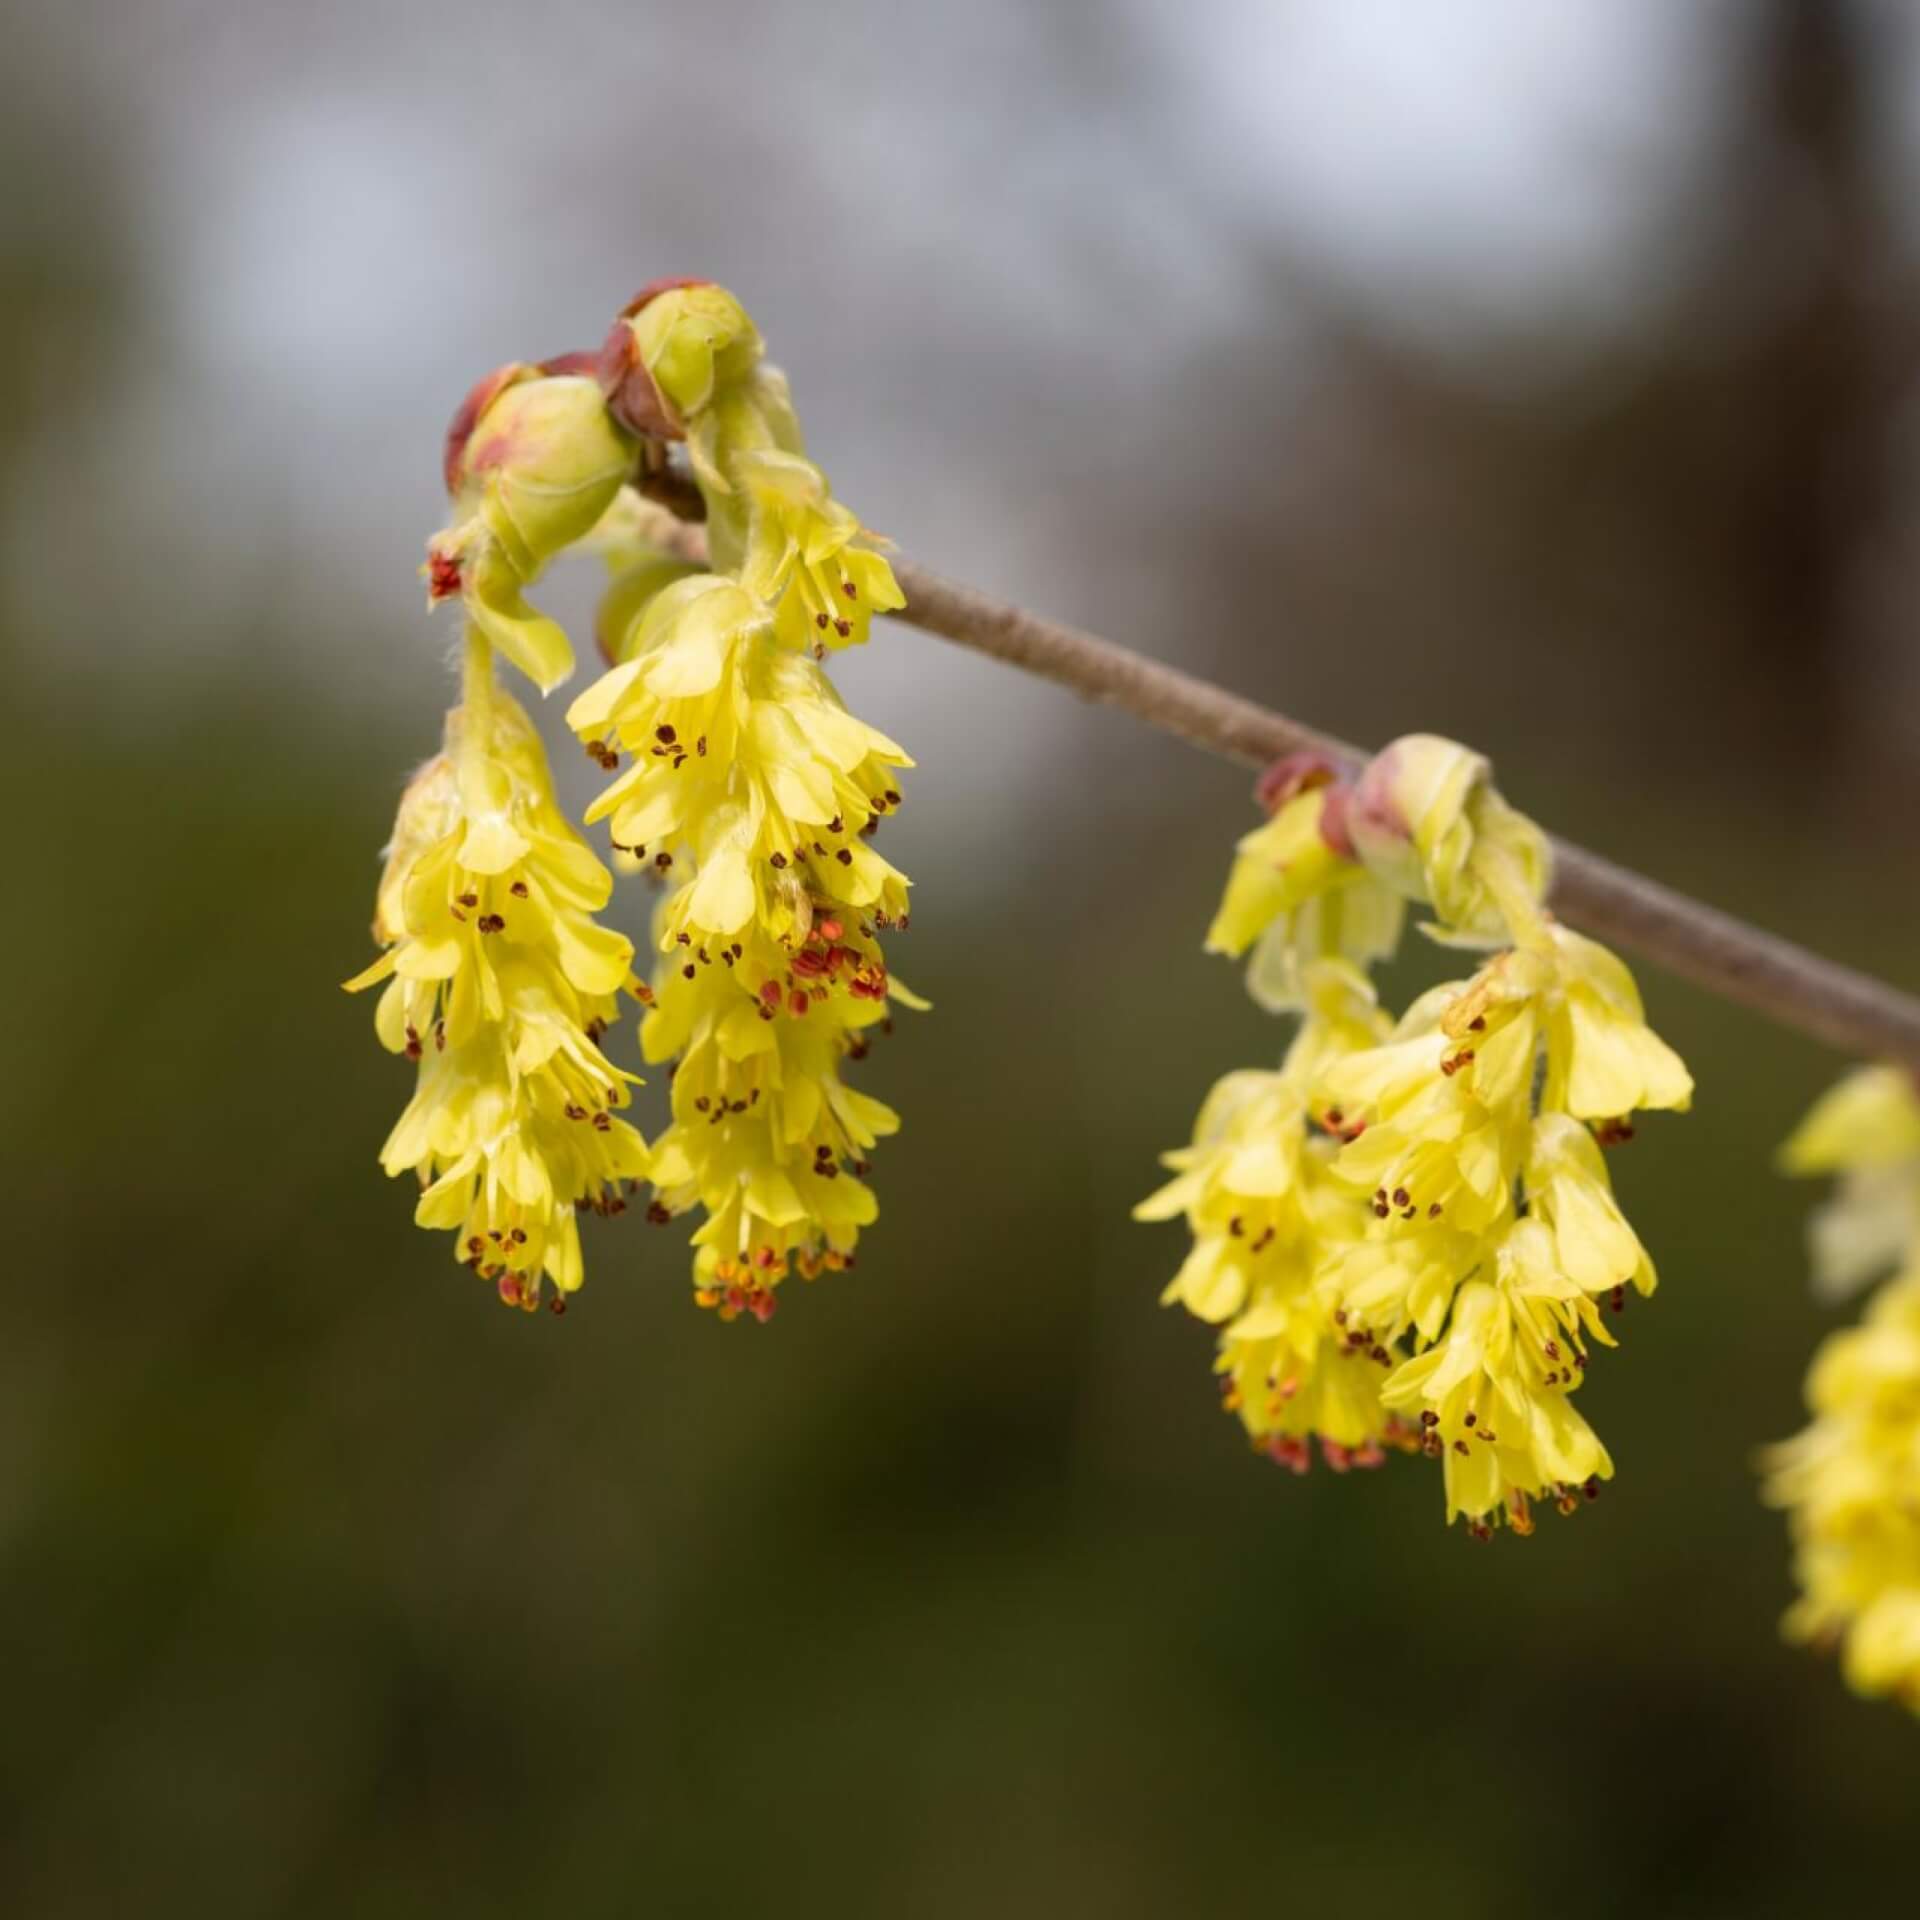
top-left (1138, 959), bottom-right (1410, 1472)
top-left (1139, 734), bottom-right (1692, 1536)
top-left (346, 656), bottom-right (648, 1311)
top-left (1765, 1067), bottom-right (1920, 1712)
top-left (350, 284), bottom-right (917, 1321)
top-left (569, 281), bottom-right (920, 1319)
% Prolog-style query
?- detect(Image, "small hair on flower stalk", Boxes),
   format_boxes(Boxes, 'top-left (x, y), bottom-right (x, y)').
top-left (1139, 732), bottom-right (1692, 1538)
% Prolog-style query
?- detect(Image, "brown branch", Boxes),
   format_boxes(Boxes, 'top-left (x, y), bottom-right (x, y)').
top-left (629, 499), bottom-right (1920, 1069)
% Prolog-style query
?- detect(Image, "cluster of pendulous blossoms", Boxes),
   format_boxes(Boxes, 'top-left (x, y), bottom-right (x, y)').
top-left (1764, 1067), bottom-right (1920, 1711)
top-left (1138, 738), bottom-right (1693, 1536)
top-left (349, 281), bottom-right (916, 1318)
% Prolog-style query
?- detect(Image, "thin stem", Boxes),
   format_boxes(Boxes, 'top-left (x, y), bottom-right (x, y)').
top-left (626, 496), bottom-right (1920, 1070)
top-left (459, 621), bottom-right (495, 799)
top-left (1474, 842), bottom-right (1554, 957)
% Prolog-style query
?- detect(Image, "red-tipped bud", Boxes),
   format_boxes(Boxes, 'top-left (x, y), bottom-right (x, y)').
top-left (442, 361), bottom-right (537, 496)
top-left (596, 278), bottom-right (715, 440)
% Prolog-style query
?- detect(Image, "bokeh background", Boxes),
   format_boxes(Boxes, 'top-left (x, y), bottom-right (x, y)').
top-left (9, 1), bottom-right (1920, 1913)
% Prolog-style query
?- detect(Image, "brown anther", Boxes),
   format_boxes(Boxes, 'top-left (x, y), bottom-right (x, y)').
top-left (841, 580), bottom-right (857, 599)
top-left (655, 852), bottom-right (672, 870)
top-left (833, 618), bottom-right (852, 638)
top-left (770, 851), bottom-right (788, 869)
top-left (1464, 1412), bottom-right (1476, 1428)
top-left (655, 724), bottom-right (676, 744)
top-left (815, 612), bottom-right (829, 631)
top-left (458, 891), bottom-right (478, 909)
top-left (510, 881), bottom-right (529, 898)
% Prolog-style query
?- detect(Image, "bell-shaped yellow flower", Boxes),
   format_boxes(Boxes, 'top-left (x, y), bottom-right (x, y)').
top-left (1204, 757), bottom-right (1404, 1014)
top-left (1380, 1277), bottom-right (1612, 1537)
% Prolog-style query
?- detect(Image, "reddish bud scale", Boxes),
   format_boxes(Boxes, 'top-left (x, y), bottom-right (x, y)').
top-left (442, 361), bottom-right (537, 496)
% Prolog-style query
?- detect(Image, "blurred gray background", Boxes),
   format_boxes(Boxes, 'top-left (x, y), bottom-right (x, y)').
top-left (8, 1), bottom-right (1920, 1914)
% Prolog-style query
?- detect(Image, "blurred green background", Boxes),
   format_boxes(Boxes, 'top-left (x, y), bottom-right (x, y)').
top-left (9, 2), bottom-right (1920, 1914)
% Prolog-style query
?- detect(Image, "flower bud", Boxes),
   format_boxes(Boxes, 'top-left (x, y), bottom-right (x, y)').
top-left (597, 280), bottom-right (762, 439)
top-left (447, 371), bottom-right (637, 577)
top-left (1347, 733), bottom-right (1551, 943)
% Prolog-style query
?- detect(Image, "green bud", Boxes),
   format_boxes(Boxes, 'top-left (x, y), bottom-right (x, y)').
top-left (452, 372), bottom-right (637, 577)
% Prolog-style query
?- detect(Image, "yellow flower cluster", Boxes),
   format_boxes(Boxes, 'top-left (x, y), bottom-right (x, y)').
top-left (346, 645), bottom-right (648, 1310)
top-left (1765, 1068), bottom-right (1920, 1711)
top-left (1139, 738), bottom-right (1692, 1537)
top-left (350, 282), bottom-right (912, 1319)
top-left (570, 282), bottom-right (917, 1321)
